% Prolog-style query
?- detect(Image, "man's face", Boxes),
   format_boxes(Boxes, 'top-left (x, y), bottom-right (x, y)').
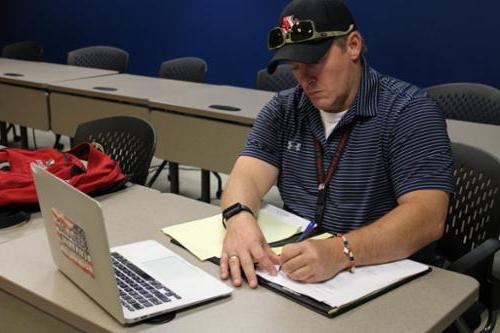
top-left (288, 40), bottom-right (359, 113)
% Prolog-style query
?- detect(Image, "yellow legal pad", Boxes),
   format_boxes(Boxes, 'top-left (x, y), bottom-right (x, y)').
top-left (162, 209), bottom-right (302, 261)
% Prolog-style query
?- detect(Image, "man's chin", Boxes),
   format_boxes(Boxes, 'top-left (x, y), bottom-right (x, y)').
top-left (310, 98), bottom-right (330, 111)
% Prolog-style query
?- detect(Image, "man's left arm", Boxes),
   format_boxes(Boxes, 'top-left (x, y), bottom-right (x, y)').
top-left (347, 189), bottom-right (449, 264)
top-left (280, 189), bottom-right (449, 282)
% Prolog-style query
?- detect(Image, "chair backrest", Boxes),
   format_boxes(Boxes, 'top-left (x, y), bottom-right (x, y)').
top-left (438, 143), bottom-right (500, 262)
top-left (158, 57), bottom-right (207, 82)
top-left (256, 64), bottom-right (297, 92)
top-left (67, 46), bottom-right (129, 73)
top-left (425, 83), bottom-right (500, 126)
top-left (72, 116), bottom-right (156, 185)
top-left (1, 41), bottom-right (43, 61)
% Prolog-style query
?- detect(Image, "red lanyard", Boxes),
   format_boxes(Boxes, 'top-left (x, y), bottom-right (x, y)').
top-left (313, 123), bottom-right (353, 228)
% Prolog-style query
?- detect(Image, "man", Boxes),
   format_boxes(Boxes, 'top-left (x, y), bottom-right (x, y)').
top-left (220, 0), bottom-right (454, 289)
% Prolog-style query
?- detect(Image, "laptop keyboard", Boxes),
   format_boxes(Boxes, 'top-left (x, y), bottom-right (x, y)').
top-left (111, 252), bottom-right (182, 312)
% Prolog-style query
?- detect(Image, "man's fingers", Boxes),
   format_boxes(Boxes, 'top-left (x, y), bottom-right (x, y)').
top-left (264, 245), bottom-right (281, 265)
top-left (281, 250), bottom-right (307, 275)
top-left (251, 244), bottom-right (277, 276)
top-left (219, 252), bottom-right (229, 280)
top-left (287, 265), bottom-right (314, 282)
top-left (228, 254), bottom-right (242, 287)
top-left (239, 252), bottom-right (258, 288)
top-left (280, 243), bottom-right (303, 265)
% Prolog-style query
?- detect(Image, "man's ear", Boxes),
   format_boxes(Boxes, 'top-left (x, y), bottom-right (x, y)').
top-left (347, 31), bottom-right (363, 61)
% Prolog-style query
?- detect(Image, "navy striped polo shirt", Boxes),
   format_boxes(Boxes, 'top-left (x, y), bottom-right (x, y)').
top-left (241, 61), bottom-right (454, 233)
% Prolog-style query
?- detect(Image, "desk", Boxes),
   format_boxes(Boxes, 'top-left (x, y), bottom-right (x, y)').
top-left (0, 58), bottom-right (116, 146)
top-left (48, 74), bottom-right (212, 195)
top-left (150, 85), bottom-right (274, 173)
top-left (150, 86), bottom-right (274, 200)
top-left (48, 74), bottom-right (211, 138)
top-left (0, 185), bottom-right (478, 333)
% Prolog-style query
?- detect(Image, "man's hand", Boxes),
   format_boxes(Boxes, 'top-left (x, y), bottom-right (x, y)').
top-left (280, 237), bottom-right (347, 283)
top-left (220, 213), bottom-right (280, 288)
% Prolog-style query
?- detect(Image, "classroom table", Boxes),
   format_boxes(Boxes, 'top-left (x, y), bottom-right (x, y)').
top-left (149, 86), bottom-right (500, 201)
top-left (150, 85), bottom-right (275, 201)
top-left (48, 73), bottom-right (212, 195)
top-left (48, 74), bottom-right (211, 138)
top-left (0, 185), bottom-right (479, 333)
top-left (0, 58), bottom-right (116, 146)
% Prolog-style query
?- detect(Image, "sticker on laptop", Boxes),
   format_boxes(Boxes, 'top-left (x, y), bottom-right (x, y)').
top-left (51, 208), bottom-right (95, 278)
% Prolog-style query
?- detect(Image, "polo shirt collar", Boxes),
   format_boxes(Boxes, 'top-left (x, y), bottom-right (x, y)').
top-left (337, 58), bottom-right (379, 128)
top-left (350, 58), bottom-right (379, 120)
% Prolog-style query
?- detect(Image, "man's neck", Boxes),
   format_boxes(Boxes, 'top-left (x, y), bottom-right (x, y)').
top-left (347, 62), bottom-right (363, 107)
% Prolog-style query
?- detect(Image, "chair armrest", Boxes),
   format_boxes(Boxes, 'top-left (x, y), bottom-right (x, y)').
top-left (448, 238), bottom-right (500, 275)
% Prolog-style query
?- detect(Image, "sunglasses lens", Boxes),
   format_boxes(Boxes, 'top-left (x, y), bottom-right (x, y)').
top-left (291, 21), bottom-right (314, 42)
top-left (268, 28), bottom-right (284, 48)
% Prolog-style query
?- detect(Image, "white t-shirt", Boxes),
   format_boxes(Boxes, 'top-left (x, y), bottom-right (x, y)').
top-left (319, 109), bottom-right (348, 139)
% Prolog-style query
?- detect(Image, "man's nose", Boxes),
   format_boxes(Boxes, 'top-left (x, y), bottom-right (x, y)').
top-left (296, 66), bottom-right (316, 86)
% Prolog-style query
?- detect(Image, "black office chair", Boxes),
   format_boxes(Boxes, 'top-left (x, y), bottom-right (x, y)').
top-left (416, 143), bottom-right (500, 333)
top-left (1, 41), bottom-right (43, 146)
top-left (158, 57), bottom-right (207, 82)
top-left (1, 41), bottom-right (43, 61)
top-left (256, 64), bottom-right (297, 92)
top-left (67, 46), bottom-right (129, 73)
top-left (150, 57), bottom-right (220, 201)
top-left (72, 116), bottom-right (156, 186)
top-left (52, 46), bottom-right (131, 150)
top-left (425, 83), bottom-right (500, 126)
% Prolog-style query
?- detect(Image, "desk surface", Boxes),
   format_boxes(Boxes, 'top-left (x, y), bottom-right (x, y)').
top-left (0, 185), bottom-right (478, 333)
top-left (150, 85), bottom-right (275, 125)
top-left (48, 73), bottom-right (212, 105)
top-left (0, 58), bottom-right (116, 88)
top-left (447, 119), bottom-right (500, 160)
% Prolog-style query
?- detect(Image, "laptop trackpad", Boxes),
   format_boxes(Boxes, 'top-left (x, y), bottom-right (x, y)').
top-left (142, 256), bottom-right (216, 292)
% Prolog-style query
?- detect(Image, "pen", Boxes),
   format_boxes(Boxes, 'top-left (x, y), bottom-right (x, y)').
top-left (279, 221), bottom-right (317, 271)
top-left (297, 221), bottom-right (317, 242)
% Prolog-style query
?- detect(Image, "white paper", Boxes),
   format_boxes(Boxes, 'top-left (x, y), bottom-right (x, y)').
top-left (257, 260), bottom-right (429, 308)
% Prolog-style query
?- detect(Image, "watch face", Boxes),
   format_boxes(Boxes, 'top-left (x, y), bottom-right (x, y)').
top-left (223, 203), bottom-right (252, 221)
top-left (223, 203), bottom-right (242, 220)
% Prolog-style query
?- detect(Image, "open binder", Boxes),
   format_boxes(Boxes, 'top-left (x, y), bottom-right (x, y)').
top-left (164, 204), bottom-right (431, 318)
top-left (253, 262), bottom-right (431, 318)
top-left (171, 238), bottom-right (430, 318)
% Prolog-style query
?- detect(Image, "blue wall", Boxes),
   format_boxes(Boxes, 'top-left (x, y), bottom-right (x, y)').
top-left (1, 0), bottom-right (499, 89)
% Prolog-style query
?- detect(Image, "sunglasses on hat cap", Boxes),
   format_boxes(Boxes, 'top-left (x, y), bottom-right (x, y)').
top-left (268, 19), bottom-right (354, 50)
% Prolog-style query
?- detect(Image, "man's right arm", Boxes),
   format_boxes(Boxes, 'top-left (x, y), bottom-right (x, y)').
top-left (220, 155), bottom-right (280, 288)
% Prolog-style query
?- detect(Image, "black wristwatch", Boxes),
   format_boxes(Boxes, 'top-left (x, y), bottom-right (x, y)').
top-left (222, 202), bottom-right (254, 228)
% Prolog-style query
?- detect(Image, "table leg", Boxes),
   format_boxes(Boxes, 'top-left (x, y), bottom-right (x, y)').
top-left (0, 122), bottom-right (7, 146)
top-left (20, 126), bottom-right (28, 148)
top-left (169, 162), bottom-right (179, 194)
top-left (201, 170), bottom-right (211, 203)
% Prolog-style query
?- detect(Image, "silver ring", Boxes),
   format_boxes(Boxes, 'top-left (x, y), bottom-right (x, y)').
top-left (229, 255), bottom-right (239, 261)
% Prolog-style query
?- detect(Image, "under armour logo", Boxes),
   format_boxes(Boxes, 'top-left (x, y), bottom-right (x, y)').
top-left (287, 140), bottom-right (302, 152)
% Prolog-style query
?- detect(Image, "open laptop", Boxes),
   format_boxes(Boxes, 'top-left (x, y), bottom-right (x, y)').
top-left (31, 164), bottom-right (232, 324)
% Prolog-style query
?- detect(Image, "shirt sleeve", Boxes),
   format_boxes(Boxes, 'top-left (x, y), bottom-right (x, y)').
top-left (388, 96), bottom-right (455, 198)
top-left (240, 94), bottom-right (285, 168)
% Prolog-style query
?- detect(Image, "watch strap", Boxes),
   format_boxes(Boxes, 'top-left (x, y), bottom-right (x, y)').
top-left (222, 203), bottom-right (254, 228)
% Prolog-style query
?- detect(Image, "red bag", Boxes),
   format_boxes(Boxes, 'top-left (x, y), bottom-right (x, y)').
top-left (0, 143), bottom-right (128, 207)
